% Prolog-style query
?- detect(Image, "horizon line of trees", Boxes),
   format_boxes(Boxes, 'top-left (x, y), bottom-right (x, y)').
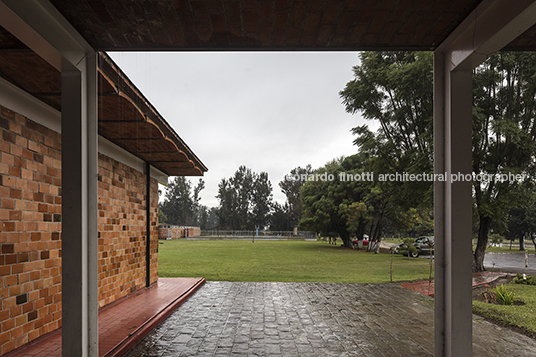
top-left (160, 50), bottom-right (536, 273)
top-left (159, 177), bottom-right (219, 230)
top-left (158, 165), bottom-right (314, 232)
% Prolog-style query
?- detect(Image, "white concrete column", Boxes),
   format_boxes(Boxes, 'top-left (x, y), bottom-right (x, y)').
top-left (86, 52), bottom-right (99, 357)
top-left (61, 53), bottom-right (98, 357)
top-left (433, 2), bottom-right (536, 356)
top-left (434, 53), bottom-right (473, 357)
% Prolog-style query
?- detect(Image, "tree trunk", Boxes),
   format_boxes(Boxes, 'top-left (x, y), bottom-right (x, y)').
top-left (367, 212), bottom-right (384, 252)
top-left (367, 221), bottom-right (375, 252)
top-left (367, 220), bottom-right (376, 252)
top-left (356, 218), bottom-right (366, 240)
top-left (520, 235), bottom-right (525, 251)
top-left (473, 215), bottom-right (491, 272)
top-left (340, 233), bottom-right (352, 248)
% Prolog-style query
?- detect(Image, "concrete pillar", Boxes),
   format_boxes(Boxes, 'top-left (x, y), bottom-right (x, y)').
top-left (433, 2), bottom-right (536, 356)
top-left (433, 53), bottom-right (473, 357)
top-left (61, 53), bottom-right (98, 357)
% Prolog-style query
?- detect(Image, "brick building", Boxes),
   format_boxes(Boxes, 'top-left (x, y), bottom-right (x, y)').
top-left (0, 52), bottom-right (207, 354)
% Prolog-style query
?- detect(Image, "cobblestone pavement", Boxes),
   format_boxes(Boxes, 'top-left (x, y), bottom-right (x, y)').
top-left (125, 282), bottom-right (536, 357)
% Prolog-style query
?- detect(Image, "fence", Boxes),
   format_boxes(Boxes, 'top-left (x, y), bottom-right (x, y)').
top-left (199, 230), bottom-right (317, 239)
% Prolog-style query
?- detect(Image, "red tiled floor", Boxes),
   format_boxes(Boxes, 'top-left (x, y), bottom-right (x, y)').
top-left (4, 278), bottom-right (205, 357)
top-left (401, 271), bottom-right (509, 296)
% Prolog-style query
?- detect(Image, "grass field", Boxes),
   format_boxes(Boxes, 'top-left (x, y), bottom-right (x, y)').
top-left (157, 239), bottom-right (433, 283)
top-left (473, 282), bottom-right (536, 336)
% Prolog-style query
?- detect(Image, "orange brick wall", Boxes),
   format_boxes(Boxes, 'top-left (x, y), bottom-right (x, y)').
top-left (97, 154), bottom-right (158, 307)
top-left (0, 106), bottom-right (62, 354)
top-left (0, 105), bottom-right (159, 355)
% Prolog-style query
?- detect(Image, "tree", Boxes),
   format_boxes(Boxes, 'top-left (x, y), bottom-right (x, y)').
top-left (506, 189), bottom-right (536, 251)
top-left (270, 202), bottom-right (290, 231)
top-left (340, 51), bottom-right (434, 209)
top-left (216, 178), bottom-right (235, 229)
top-left (279, 165), bottom-right (313, 228)
top-left (160, 177), bottom-right (206, 226)
top-left (341, 51), bottom-right (536, 271)
top-left (231, 166), bottom-right (255, 229)
top-left (198, 206), bottom-right (209, 230)
top-left (198, 206), bottom-right (220, 230)
top-left (339, 52), bottom-right (435, 249)
top-left (192, 179), bottom-right (205, 225)
top-left (207, 207), bottom-right (220, 229)
top-left (158, 209), bottom-right (168, 224)
top-left (251, 172), bottom-right (273, 229)
top-left (160, 177), bottom-right (194, 225)
top-left (216, 166), bottom-right (274, 230)
top-left (299, 156), bottom-right (376, 248)
top-left (471, 52), bottom-right (536, 271)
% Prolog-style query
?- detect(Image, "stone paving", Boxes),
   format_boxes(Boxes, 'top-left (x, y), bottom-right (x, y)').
top-left (125, 282), bottom-right (536, 357)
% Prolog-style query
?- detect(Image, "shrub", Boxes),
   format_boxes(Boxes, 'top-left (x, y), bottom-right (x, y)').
top-left (494, 284), bottom-right (515, 305)
top-left (514, 273), bottom-right (536, 286)
top-left (398, 238), bottom-right (418, 258)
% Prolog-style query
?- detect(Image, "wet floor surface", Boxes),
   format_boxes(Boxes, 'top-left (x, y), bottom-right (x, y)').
top-left (5, 278), bottom-right (205, 357)
top-left (400, 271), bottom-right (508, 297)
top-left (125, 281), bottom-right (536, 357)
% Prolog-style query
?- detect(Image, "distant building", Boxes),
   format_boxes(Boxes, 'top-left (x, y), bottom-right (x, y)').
top-left (158, 225), bottom-right (201, 239)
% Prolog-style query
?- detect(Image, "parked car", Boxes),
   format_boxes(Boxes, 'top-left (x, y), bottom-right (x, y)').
top-left (395, 236), bottom-right (434, 257)
top-left (351, 235), bottom-right (369, 248)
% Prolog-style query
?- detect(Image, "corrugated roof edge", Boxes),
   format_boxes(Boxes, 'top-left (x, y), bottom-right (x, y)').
top-left (98, 51), bottom-right (208, 174)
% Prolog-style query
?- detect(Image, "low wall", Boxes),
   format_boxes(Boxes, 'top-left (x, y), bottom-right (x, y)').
top-left (158, 225), bottom-right (200, 239)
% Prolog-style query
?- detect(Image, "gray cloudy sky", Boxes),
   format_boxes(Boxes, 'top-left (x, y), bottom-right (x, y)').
top-left (109, 52), bottom-right (368, 207)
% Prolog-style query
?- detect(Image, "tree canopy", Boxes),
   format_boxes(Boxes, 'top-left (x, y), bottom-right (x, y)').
top-left (299, 154), bottom-right (430, 249)
top-left (160, 177), bottom-right (207, 227)
top-left (472, 52), bottom-right (536, 270)
top-left (279, 165), bottom-right (313, 229)
top-left (337, 51), bottom-right (536, 270)
top-left (216, 166), bottom-right (274, 230)
top-left (340, 51), bottom-right (434, 209)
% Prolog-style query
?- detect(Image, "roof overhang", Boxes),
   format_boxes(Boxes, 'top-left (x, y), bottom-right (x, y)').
top-left (0, 2), bottom-right (207, 177)
top-left (12, 0), bottom-right (534, 52)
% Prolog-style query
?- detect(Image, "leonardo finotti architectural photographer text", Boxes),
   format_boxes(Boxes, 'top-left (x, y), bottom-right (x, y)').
top-left (286, 172), bottom-right (527, 183)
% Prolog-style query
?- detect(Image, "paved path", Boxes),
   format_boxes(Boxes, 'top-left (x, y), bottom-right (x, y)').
top-left (125, 282), bottom-right (536, 357)
top-left (400, 271), bottom-right (508, 297)
top-left (484, 252), bottom-right (536, 274)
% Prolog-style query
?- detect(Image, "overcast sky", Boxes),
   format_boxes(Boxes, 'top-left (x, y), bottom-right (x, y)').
top-left (109, 52), bottom-right (368, 208)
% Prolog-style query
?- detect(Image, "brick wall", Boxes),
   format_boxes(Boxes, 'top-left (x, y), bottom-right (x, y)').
top-left (98, 154), bottom-right (158, 307)
top-left (158, 225), bottom-right (200, 239)
top-left (0, 105), bottom-right (159, 355)
top-left (0, 106), bottom-right (62, 354)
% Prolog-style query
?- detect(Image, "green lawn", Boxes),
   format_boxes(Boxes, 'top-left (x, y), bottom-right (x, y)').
top-left (157, 239), bottom-right (432, 283)
top-left (473, 282), bottom-right (536, 335)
